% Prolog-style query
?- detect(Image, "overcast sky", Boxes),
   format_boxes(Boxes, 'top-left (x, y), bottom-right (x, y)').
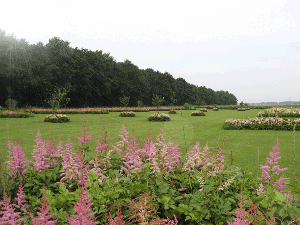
top-left (1, 0), bottom-right (300, 103)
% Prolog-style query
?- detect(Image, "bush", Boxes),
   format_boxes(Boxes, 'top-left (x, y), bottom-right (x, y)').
top-left (119, 111), bottom-right (135, 117)
top-left (44, 114), bottom-right (70, 123)
top-left (148, 113), bottom-right (171, 121)
top-left (191, 111), bottom-right (205, 116)
top-left (169, 110), bottom-right (177, 114)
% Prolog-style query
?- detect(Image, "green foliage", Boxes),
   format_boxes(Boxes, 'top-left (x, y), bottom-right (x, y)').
top-left (136, 100), bottom-right (144, 107)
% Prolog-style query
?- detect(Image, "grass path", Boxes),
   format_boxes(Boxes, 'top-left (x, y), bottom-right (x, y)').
top-left (1, 108), bottom-right (299, 181)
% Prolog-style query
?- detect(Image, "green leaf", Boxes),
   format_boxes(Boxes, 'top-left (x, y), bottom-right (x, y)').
top-left (274, 191), bottom-right (286, 202)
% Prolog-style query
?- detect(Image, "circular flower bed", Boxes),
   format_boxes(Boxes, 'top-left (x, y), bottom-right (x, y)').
top-left (119, 111), bottom-right (135, 117)
top-left (191, 111), bottom-right (205, 116)
top-left (44, 114), bottom-right (70, 123)
top-left (237, 108), bottom-right (246, 111)
top-left (213, 108), bottom-right (219, 111)
top-left (169, 110), bottom-right (177, 114)
top-left (148, 113), bottom-right (171, 121)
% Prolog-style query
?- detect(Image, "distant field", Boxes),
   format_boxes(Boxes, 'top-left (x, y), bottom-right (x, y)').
top-left (1, 108), bottom-right (299, 181)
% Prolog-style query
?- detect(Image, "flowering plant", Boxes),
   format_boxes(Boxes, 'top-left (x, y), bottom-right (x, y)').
top-left (169, 109), bottom-right (177, 114)
top-left (237, 108), bottom-right (245, 111)
top-left (191, 111), bottom-right (205, 116)
top-left (258, 107), bottom-right (300, 117)
top-left (119, 111), bottom-right (135, 117)
top-left (147, 113), bottom-right (170, 121)
top-left (44, 114), bottom-right (70, 123)
top-left (224, 117), bottom-right (300, 130)
top-left (0, 110), bottom-right (34, 118)
top-left (213, 108), bottom-right (219, 111)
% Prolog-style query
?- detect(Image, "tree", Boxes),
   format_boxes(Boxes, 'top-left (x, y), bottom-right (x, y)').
top-left (152, 94), bottom-right (165, 113)
top-left (119, 95), bottom-right (130, 107)
top-left (45, 85), bottom-right (70, 115)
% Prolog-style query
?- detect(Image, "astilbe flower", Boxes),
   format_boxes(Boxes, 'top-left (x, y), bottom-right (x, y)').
top-left (6, 140), bottom-right (31, 178)
top-left (259, 138), bottom-right (289, 194)
top-left (76, 116), bottom-right (93, 145)
top-left (30, 190), bottom-right (58, 225)
top-left (67, 188), bottom-right (98, 225)
top-left (102, 201), bottom-right (126, 225)
top-left (149, 128), bottom-right (181, 174)
top-left (11, 182), bottom-right (29, 214)
top-left (227, 184), bottom-right (251, 225)
top-left (31, 129), bottom-right (51, 172)
top-left (124, 192), bottom-right (178, 224)
top-left (112, 123), bottom-right (130, 158)
top-left (0, 191), bottom-right (25, 225)
top-left (60, 142), bottom-right (89, 188)
top-left (182, 140), bottom-right (206, 171)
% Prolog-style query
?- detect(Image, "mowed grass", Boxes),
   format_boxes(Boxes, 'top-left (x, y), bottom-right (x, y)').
top-left (1, 108), bottom-right (299, 182)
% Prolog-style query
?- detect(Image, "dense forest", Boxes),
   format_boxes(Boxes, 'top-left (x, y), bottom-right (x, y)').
top-left (0, 29), bottom-right (238, 108)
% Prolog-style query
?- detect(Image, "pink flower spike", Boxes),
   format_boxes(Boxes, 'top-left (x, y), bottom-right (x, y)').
top-left (6, 141), bottom-right (31, 178)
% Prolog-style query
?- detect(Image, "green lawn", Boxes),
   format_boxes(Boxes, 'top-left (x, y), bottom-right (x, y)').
top-left (1, 108), bottom-right (299, 181)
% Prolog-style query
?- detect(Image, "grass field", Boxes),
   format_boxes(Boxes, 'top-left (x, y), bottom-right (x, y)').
top-left (1, 108), bottom-right (299, 182)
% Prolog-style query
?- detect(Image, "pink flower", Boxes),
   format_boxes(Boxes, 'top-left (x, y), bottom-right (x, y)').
top-left (67, 188), bottom-right (98, 225)
top-left (30, 190), bottom-right (58, 225)
top-left (76, 116), bottom-right (93, 145)
top-left (6, 141), bottom-right (31, 178)
top-left (0, 186), bottom-right (27, 225)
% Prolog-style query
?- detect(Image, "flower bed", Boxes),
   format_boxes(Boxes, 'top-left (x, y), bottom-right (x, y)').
top-left (169, 110), bottom-right (177, 114)
top-left (0, 110), bottom-right (34, 118)
top-left (237, 108), bottom-right (245, 111)
top-left (198, 108), bottom-right (207, 112)
top-left (1, 124), bottom-right (299, 224)
top-left (44, 114), bottom-right (70, 123)
top-left (213, 108), bottom-right (219, 111)
top-left (258, 107), bottom-right (300, 118)
top-left (224, 117), bottom-right (300, 130)
top-left (28, 108), bottom-right (109, 114)
top-left (191, 111), bottom-right (205, 116)
top-left (147, 113), bottom-right (171, 121)
top-left (119, 111), bottom-right (135, 117)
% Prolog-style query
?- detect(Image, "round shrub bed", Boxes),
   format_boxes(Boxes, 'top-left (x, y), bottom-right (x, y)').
top-left (148, 113), bottom-right (171, 121)
top-left (119, 111), bottom-right (135, 117)
top-left (44, 114), bottom-right (70, 123)
top-left (169, 110), bottom-right (177, 114)
top-left (191, 111), bottom-right (205, 116)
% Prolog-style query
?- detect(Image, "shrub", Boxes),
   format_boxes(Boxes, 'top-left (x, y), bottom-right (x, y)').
top-left (147, 113), bottom-right (171, 121)
top-left (44, 114), bottom-right (70, 123)
top-left (191, 111), bottom-right (205, 116)
top-left (119, 111), bottom-right (135, 117)
top-left (169, 110), bottom-right (177, 114)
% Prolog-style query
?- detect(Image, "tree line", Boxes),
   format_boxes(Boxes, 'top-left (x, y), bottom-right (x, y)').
top-left (0, 29), bottom-right (238, 108)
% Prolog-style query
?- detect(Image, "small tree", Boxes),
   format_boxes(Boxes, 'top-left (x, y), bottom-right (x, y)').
top-left (239, 101), bottom-right (244, 108)
top-left (170, 92), bottom-right (177, 109)
top-left (120, 95), bottom-right (130, 107)
top-left (152, 94), bottom-right (165, 113)
top-left (45, 85), bottom-right (70, 115)
top-left (136, 100), bottom-right (143, 107)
